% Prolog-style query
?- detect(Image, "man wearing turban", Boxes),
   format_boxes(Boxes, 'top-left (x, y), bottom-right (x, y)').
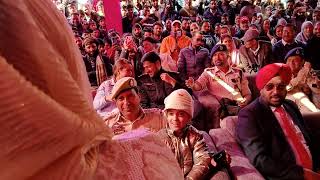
top-left (236, 63), bottom-right (320, 180)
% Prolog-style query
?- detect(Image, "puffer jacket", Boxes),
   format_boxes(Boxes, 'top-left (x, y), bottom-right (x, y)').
top-left (158, 125), bottom-right (211, 180)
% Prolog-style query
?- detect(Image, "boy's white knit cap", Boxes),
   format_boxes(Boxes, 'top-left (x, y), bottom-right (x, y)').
top-left (164, 89), bottom-right (194, 118)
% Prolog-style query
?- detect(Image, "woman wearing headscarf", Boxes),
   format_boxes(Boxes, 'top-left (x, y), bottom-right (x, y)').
top-left (295, 21), bottom-right (314, 44)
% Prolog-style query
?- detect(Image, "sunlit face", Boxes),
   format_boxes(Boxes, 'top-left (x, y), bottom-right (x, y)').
top-left (286, 56), bottom-right (304, 75)
top-left (260, 76), bottom-right (288, 107)
top-left (143, 60), bottom-right (160, 77)
top-left (116, 64), bottom-right (134, 80)
top-left (303, 24), bottom-right (314, 39)
top-left (115, 89), bottom-right (141, 118)
top-left (84, 43), bottom-right (97, 55)
top-left (212, 51), bottom-right (228, 67)
top-left (166, 109), bottom-right (191, 132)
top-left (222, 36), bottom-right (233, 51)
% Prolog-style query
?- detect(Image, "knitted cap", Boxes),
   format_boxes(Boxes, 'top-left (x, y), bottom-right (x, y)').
top-left (164, 89), bottom-right (194, 118)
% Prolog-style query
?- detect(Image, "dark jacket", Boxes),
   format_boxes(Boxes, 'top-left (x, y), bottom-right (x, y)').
top-left (236, 98), bottom-right (319, 180)
top-left (178, 46), bottom-right (211, 81)
top-left (305, 36), bottom-right (320, 70)
top-left (137, 69), bottom-right (189, 109)
top-left (272, 40), bottom-right (304, 63)
top-left (239, 40), bottom-right (272, 74)
top-left (203, 9), bottom-right (221, 27)
top-left (83, 53), bottom-right (113, 86)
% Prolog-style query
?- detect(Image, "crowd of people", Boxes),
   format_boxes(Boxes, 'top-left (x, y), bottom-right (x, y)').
top-left (51, 0), bottom-right (320, 179)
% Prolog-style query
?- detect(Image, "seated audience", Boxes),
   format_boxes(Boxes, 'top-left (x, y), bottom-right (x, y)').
top-left (82, 37), bottom-right (113, 87)
top-left (272, 23), bottom-right (303, 63)
top-left (104, 77), bottom-right (166, 135)
top-left (138, 52), bottom-right (188, 109)
top-left (305, 21), bottom-right (320, 70)
top-left (221, 34), bottom-right (240, 66)
top-left (284, 47), bottom-right (320, 112)
top-left (93, 59), bottom-right (134, 118)
top-left (160, 20), bottom-right (191, 62)
top-left (178, 32), bottom-right (211, 81)
top-left (239, 29), bottom-right (272, 74)
top-left (295, 21), bottom-right (314, 45)
top-left (236, 63), bottom-right (320, 180)
top-left (158, 89), bottom-right (231, 180)
top-left (186, 44), bottom-right (252, 129)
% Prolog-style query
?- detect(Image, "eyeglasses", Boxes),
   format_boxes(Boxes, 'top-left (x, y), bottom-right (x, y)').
top-left (264, 83), bottom-right (287, 91)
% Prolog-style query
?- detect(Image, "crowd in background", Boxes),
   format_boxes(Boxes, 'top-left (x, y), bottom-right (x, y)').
top-left (50, 0), bottom-right (320, 178)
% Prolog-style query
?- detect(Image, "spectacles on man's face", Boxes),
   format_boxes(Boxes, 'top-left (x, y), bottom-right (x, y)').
top-left (264, 83), bottom-right (287, 91)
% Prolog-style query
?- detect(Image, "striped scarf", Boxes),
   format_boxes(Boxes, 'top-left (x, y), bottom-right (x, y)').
top-left (96, 55), bottom-right (108, 86)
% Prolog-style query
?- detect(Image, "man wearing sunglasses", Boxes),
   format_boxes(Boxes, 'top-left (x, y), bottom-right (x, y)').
top-left (236, 63), bottom-right (320, 180)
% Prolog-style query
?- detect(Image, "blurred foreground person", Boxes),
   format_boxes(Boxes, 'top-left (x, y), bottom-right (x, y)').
top-left (0, 1), bottom-right (183, 179)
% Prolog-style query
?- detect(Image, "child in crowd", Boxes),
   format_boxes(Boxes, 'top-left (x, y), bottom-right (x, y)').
top-left (158, 89), bottom-right (231, 180)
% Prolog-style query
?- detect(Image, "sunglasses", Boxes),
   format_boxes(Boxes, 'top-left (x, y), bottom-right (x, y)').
top-left (264, 83), bottom-right (287, 91)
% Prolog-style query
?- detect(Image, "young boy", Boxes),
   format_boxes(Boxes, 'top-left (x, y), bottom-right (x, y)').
top-left (158, 89), bottom-right (229, 180)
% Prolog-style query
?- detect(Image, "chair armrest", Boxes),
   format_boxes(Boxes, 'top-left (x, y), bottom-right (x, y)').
top-left (209, 128), bottom-right (265, 180)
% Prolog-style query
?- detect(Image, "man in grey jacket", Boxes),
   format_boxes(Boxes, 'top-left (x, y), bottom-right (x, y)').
top-left (239, 29), bottom-right (272, 74)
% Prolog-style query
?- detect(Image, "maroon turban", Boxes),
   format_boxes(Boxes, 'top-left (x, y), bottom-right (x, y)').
top-left (256, 63), bottom-right (292, 90)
